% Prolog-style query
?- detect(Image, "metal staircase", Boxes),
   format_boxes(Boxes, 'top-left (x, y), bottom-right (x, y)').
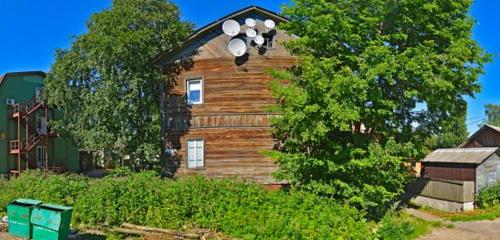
top-left (8, 95), bottom-right (51, 176)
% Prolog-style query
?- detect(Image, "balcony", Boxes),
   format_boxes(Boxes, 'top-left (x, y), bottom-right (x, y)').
top-left (9, 140), bottom-right (21, 154)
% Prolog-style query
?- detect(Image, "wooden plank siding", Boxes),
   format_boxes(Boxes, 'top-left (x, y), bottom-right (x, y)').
top-left (462, 127), bottom-right (500, 148)
top-left (421, 162), bottom-right (476, 181)
top-left (171, 128), bottom-right (279, 183)
top-left (160, 7), bottom-right (297, 184)
top-left (164, 57), bottom-right (295, 184)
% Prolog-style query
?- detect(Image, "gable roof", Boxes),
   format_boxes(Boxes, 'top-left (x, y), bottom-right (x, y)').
top-left (487, 124), bottom-right (500, 132)
top-left (0, 71), bottom-right (46, 86)
top-left (423, 147), bottom-right (499, 164)
top-left (460, 124), bottom-right (500, 147)
top-left (154, 5), bottom-right (288, 66)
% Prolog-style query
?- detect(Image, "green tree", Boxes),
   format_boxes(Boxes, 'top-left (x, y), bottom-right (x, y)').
top-left (45, 0), bottom-right (192, 168)
top-left (484, 104), bottom-right (500, 126)
top-left (425, 109), bottom-right (468, 149)
top-left (270, 0), bottom-right (489, 218)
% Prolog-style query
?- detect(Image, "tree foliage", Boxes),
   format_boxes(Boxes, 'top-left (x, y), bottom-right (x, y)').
top-left (45, 0), bottom-right (192, 167)
top-left (425, 110), bottom-right (468, 149)
top-left (270, 0), bottom-right (489, 218)
top-left (484, 104), bottom-right (500, 127)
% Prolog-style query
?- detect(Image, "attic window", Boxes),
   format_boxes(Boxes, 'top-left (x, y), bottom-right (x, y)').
top-left (263, 33), bottom-right (275, 49)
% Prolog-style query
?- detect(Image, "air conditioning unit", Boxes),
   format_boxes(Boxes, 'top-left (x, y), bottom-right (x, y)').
top-left (6, 99), bottom-right (15, 106)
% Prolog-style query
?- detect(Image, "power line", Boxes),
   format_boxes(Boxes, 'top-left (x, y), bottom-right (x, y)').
top-left (466, 117), bottom-right (487, 126)
top-left (466, 115), bottom-right (486, 122)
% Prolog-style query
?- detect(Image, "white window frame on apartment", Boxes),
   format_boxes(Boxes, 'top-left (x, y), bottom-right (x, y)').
top-left (36, 146), bottom-right (47, 168)
top-left (187, 139), bottom-right (204, 168)
top-left (186, 78), bottom-right (203, 105)
top-left (35, 87), bottom-right (43, 102)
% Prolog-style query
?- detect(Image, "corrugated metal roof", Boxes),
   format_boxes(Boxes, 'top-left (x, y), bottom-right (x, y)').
top-left (423, 147), bottom-right (499, 164)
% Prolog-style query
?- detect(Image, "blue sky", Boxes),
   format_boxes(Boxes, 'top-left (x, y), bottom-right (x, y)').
top-left (0, 0), bottom-right (498, 133)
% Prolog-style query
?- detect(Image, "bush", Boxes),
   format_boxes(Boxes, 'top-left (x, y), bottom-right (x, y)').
top-left (0, 171), bottom-right (372, 239)
top-left (377, 211), bottom-right (434, 240)
top-left (476, 183), bottom-right (500, 208)
top-left (0, 171), bottom-right (88, 210)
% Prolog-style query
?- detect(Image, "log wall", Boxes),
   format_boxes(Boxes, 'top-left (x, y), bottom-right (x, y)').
top-left (164, 57), bottom-right (295, 184)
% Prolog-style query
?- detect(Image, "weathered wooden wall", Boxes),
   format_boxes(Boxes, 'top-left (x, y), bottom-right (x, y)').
top-left (164, 57), bottom-right (295, 184)
top-left (462, 127), bottom-right (500, 148)
top-left (476, 154), bottom-right (500, 193)
top-left (421, 162), bottom-right (476, 181)
top-left (407, 178), bottom-right (475, 203)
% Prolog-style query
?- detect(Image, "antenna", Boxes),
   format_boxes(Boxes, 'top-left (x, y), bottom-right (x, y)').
top-left (245, 28), bottom-right (257, 39)
top-left (245, 18), bottom-right (256, 28)
top-left (228, 38), bottom-right (247, 57)
top-left (254, 35), bottom-right (265, 47)
top-left (222, 19), bottom-right (241, 37)
top-left (264, 19), bottom-right (276, 31)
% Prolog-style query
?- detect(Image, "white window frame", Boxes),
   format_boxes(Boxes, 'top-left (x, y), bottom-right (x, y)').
top-left (187, 139), bottom-right (204, 168)
top-left (6, 99), bottom-right (15, 106)
top-left (36, 146), bottom-right (47, 168)
top-left (35, 87), bottom-right (43, 101)
top-left (186, 78), bottom-right (203, 105)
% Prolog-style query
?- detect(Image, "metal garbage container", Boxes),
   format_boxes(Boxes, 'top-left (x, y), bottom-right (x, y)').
top-left (7, 199), bottom-right (42, 239)
top-left (30, 203), bottom-right (73, 240)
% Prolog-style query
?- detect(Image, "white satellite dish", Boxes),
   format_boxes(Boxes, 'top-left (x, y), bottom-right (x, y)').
top-left (245, 18), bottom-right (256, 28)
top-left (245, 28), bottom-right (257, 38)
top-left (254, 35), bottom-right (265, 46)
top-left (228, 38), bottom-right (247, 57)
top-left (222, 19), bottom-right (240, 37)
top-left (264, 19), bottom-right (276, 30)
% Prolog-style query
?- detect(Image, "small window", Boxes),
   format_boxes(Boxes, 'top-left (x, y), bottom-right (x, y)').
top-left (186, 79), bottom-right (203, 105)
top-left (187, 139), bottom-right (204, 168)
top-left (6, 99), bottom-right (15, 106)
top-left (263, 33), bottom-right (275, 49)
top-left (35, 87), bottom-right (43, 101)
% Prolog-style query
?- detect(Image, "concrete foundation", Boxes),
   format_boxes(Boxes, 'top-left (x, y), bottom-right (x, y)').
top-left (411, 195), bottom-right (474, 212)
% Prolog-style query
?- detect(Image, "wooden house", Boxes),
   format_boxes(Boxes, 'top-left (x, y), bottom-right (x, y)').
top-left (409, 147), bottom-right (500, 211)
top-left (156, 6), bottom-right (296, 185)
top-left (421, 147), bottom-right (500, 193)
top-left (461, 124), bottom-right (500, 148)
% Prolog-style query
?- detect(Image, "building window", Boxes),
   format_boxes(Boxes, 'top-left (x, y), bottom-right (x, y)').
top-left (187, 139), bottom-right (204, 168)
top-left (186, 79), bottom-right (203, 105)
top-left (263, 33), bottom-right (275, 49)
top-left (35, 87), bottom-right (43, 102)
top-left (36, 146), bottom-right (47, 168)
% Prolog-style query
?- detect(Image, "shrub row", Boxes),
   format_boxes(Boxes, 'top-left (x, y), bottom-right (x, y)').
top-left (476, 182), bottom-right (500, 208)
top-left (0, 171), bottom-right (372, 239)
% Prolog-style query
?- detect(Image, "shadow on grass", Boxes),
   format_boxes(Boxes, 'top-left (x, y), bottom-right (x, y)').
top-left (77, 233), bottom-right (107, 240)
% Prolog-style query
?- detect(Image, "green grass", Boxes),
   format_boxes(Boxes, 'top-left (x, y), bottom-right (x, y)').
top-left (418, 204), bottom-right (500, 222)
top-left (377, 212), bottom-right (438, 240)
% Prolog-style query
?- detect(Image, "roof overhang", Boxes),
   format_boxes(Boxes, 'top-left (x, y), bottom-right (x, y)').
top-left (423, 147), bottom-right (500, 165)
top-left (0, 71), bottom-right (46, 86)
top-left (459, 124), bottom-right (500, 147)
top-left (153, 5), bottom-right (289, 67)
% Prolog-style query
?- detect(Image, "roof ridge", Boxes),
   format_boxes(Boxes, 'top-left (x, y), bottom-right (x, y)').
top-left (485, 124), bottom-right (500, 132)
top-left (154, 5), bottom-right (288, 65)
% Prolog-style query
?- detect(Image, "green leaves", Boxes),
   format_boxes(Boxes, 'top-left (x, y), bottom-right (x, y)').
top-left (484, 104), bottom-right (500, 127)
top-left (45, 0), bottom-right (192, 166)
top-left (0, 171), bottom-right (372, 239)
top-left (269, 0), bottom-right (489, 219)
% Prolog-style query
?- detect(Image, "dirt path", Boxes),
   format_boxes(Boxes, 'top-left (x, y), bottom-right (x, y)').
top-left (406, 208), bottom-right (500, 240)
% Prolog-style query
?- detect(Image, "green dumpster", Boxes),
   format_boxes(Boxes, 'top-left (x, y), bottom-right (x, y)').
top-left (7, 199), bottom-right (42, 239)
top-left (30, 203), bottom-right (73, 240)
